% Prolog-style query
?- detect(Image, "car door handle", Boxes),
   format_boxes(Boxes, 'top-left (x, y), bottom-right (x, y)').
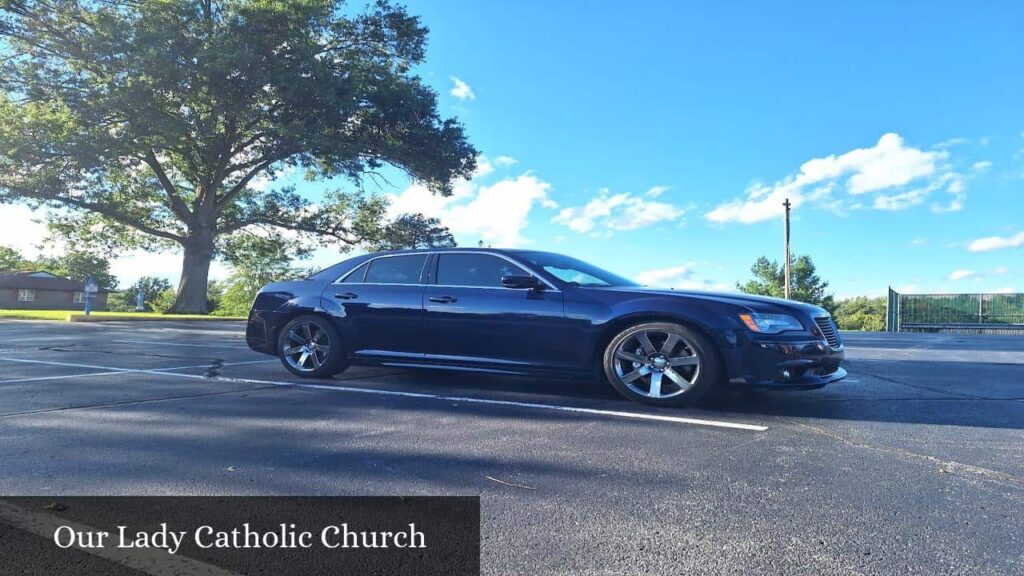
top-left (334, 292), bottom-right (358, 300)
top-left (429, 295), bottom-right (457, 304)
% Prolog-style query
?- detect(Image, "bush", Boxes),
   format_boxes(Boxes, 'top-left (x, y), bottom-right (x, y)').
top-left (152, 289), bottom-right (178, 313)
top-left (834, 296), bottom-right (886, 331)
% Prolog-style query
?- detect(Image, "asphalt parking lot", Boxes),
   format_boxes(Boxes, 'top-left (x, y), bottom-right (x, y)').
top-left (1, 320), bottom-right (1022, 575)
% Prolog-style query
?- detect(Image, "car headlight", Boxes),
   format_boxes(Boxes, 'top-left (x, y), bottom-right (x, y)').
top-left (738, 312), bottom-right (804, 334)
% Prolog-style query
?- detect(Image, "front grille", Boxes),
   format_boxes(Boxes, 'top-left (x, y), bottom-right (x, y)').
top-left (815, 316), bottom-right (841, 348)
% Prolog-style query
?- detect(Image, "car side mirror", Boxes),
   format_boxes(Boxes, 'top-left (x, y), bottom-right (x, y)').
top-left (501, 275), bottom-right (544, 290)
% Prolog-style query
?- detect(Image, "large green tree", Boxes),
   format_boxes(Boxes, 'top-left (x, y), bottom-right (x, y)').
top-left (0, 0), bottom-right (476, 312)
top-left (737, 254), bottom-right (836, 313)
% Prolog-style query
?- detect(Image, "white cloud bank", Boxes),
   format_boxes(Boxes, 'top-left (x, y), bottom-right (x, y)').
top-left (0, 204), bottom-right (52, 259)
top-left (705, 133), bottom-right (966, 224)
top-left (0, 204), bottom-right (230, 285)
top-left (948, 269), bottom-right (975, 281)
top-left (449, 77), bottom-right (475, 101)
top-left (387, 158), bottom-right (557, 247)
top-left (968, 231), bottom-right (1024, 252)
top-left (553, 188), bottom-right (684, 234)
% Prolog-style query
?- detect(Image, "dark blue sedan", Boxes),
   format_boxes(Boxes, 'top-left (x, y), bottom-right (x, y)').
top-left (246, 249), bottom-right (846, 405)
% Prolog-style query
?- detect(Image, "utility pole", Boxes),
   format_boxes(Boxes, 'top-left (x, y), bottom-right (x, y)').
top-left (783, 198), bottom-right (792, 299)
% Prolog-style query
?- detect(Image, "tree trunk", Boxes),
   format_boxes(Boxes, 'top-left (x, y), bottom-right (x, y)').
top-left (170, 235), bottom-right (215, 314)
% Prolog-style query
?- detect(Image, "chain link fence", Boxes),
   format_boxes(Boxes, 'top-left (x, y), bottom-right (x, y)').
top-left (886, 288), bottom-right (1024, 334)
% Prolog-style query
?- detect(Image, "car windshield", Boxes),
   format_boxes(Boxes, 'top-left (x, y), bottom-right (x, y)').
top-left (517, 252), bottom-right (638, 287)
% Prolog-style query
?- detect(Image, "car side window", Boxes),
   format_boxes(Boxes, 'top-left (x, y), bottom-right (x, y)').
top-left (437, 254), bottom-right (523, 288)
top-left (363, 254), bottom-right (427, 285)
top-left (338, 262), bottom-right (369, 283)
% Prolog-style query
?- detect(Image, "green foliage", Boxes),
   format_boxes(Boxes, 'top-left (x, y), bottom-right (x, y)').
top-left (0, 244), bottom-right (28, 270)
top-left (738, 254), bottom-right (836, 313)
top-left (152, 289), bottom-right (179, 314)
top-left (0, 0), bottom-right (477, 312)
top-left (366, 213), bottom-right (456, 251)
top-left (214, 233), bottom-right (305, 316)
top-left (834, 296), bottom-right (886, 331)
top-left (108, 276), bottom-right (174, 311)
top-left (34, 250), bottom-right (118, 289)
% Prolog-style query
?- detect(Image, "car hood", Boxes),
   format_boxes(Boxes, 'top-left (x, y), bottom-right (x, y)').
top-left (592, 286), bottom-right (829, 316)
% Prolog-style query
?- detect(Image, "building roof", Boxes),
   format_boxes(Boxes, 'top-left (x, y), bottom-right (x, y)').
top-left (0, 270), bottom-right (115, 292)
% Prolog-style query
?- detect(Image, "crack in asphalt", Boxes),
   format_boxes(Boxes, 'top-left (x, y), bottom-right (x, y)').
top-left (788, 421), bottom-right (1024, 488)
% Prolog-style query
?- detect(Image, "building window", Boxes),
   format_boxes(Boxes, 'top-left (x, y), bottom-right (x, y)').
top-left (73, 292), bottom-right (86, 303)
top-left (17, 289), bottom-right (35, 302)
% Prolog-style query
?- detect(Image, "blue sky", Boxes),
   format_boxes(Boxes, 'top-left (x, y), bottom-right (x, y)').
top-left (384, 0), bottom-right (1023, 297)
top-left (2, 0), bottom-right (1022, 296)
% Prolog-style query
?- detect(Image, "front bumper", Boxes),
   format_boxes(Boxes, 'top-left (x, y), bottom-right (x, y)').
top-left (727, 336), bottom-right (846, 389)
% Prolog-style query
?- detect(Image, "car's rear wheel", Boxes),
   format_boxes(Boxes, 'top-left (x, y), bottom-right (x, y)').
top-left (602, 322), bottom-right (721, 405)
top-left (277, 315), bottom-right (347, 378)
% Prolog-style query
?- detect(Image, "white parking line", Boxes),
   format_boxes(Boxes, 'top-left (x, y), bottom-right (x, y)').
top-left (0, 356), bottom-right (769, 432)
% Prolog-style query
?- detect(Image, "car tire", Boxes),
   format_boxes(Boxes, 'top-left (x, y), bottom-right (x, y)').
top-left (602, 321), bottom-right (722, 405)
top-left (277, 314), bottom-right (348, 378)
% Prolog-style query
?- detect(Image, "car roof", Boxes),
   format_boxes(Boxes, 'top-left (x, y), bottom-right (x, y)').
top-left (363, 248), bottom-right (565, 258)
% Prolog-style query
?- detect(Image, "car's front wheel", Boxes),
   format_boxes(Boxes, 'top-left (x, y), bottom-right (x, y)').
top-left (277, 315), bottom-right (347, 378)
top-left (602, 322), bottom-right (722, 405)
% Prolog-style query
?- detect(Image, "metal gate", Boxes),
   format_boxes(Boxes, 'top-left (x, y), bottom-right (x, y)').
top-left (886, 288), bottom-right (1024, 334)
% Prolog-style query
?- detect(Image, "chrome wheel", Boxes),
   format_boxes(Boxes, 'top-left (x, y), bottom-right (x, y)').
top-left (611, 329), bottom-right (701, 399)
top-left (282, 320), bottom-right (332, 373)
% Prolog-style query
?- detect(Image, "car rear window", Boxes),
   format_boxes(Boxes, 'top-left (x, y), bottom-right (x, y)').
top-left (338, 261), bottom-right (369, 283)
top-left (363, 255), bottom-right (427, 284)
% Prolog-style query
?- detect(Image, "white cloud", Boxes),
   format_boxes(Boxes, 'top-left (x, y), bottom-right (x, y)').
top-left (387, 172), bottom-right (556, 247)
top-left (449, 76), bottom-right (475, 101)
top-left (473, 156), bottom-right (495, 178)
top-left (553, 189), bottom-right (685, 234)
top-left (0, 204), bottom-right (52, 260)
top-left (994, 287), bottom-right (1015, 294)
top-left (472, 155), bottom-right (518, 179)
top-left (706, 133), bottom-right (963, 224)
top-left (933, 137), bottom-right (968, 149)
top-left (108, 250), bottom-right (230, 286)
top-left (0, 204), bottom-right (234, 286)
top-left (635, 264), bottom-right (732, 291)
top-left (993, 266), bottom-right (1008, 275)
top-left (972, 160), bottom-right (992, 172)
top-left (646, 185), bottom-right (670, 198)
top-left (949, 269), bottom-right (975, 281)
top-left (910, 238), bottom-right (928, 246)
top-left (967, 231), bottom-right (1024, 252)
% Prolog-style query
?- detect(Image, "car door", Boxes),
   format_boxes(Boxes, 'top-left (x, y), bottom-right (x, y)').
top-left (323, 253), bottom-right (428, 360)
top-left (421, 252), bottom-right (574, 373)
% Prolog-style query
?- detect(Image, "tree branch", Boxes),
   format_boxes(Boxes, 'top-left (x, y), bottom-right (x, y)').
top-left (215, 157), bottom-right (278, 208)
top-left (56, 196), bottom-right (185, 243)
top-left (143, 148), bottom-right (194, 223)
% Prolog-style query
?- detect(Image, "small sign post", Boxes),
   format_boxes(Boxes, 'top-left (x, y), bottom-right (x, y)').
top-left (83, 277), bottom-right (98, 316)
top-left (135, 291), bottom-right (146, 312)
